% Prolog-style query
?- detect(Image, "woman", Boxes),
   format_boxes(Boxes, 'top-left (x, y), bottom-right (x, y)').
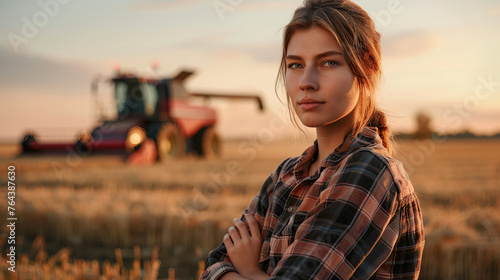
top-left (201, 0), bottom-right (424, 279)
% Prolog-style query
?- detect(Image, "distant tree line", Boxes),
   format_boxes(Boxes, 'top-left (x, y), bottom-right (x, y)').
top-left (394, 112), bottom-right (500, 140)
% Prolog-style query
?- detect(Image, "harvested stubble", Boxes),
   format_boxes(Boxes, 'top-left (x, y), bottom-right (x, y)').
top-left (0, 242), bottom-right (177, 280)
top-left (417, 190), bottom-right (500, 280)
top-left (1, 184), bottom-right (244, 279)
top-left (421, 229), bottom-right (500, 280)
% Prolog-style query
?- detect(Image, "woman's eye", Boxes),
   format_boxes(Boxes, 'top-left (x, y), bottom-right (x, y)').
top-left (287, 63), bottom-right (302, 69)
top-left (324, 61), bottom-right (338, 67)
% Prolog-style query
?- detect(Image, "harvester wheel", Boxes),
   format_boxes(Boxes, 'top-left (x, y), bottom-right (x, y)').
top-left (75, 140), bottom-right (92, 157)
top-left (194, 126), bottom-right (221, 158)
top-left (21, 134), bottom-right (36, 152)
top-left (156, 122), bottom-right (185, 161)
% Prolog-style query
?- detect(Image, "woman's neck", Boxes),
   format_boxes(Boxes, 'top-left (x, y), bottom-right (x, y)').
top-left (314, 110), bottom-right (356, 165)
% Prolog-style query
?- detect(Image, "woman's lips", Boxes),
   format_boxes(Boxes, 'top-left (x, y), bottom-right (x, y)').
top-left (298, 98), bottom-right (325, 110)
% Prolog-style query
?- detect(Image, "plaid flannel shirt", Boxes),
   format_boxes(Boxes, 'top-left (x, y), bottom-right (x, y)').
top-left (201, 127), bottom-right (425, 280)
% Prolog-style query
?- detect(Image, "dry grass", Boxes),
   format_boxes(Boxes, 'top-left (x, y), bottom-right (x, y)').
top-left (0, 138), bottom-right (499, 279)
top-left (0, 242), bottom-right (166, 280)
top-left (397, 139), bottom-right (500, 280)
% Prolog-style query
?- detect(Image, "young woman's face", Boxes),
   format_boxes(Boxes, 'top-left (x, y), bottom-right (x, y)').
top-left (285, 26), bottom-right (359, 129)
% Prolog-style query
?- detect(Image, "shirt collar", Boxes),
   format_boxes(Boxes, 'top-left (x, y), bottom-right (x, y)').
top-left (293, 127), bottom-right (383, 180)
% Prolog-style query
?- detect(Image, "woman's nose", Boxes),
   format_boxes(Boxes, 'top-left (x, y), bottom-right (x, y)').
top-left (299, 67), bottom-right (319, 91)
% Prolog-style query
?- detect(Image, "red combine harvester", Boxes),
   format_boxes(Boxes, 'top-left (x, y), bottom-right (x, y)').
top-left (21, 69), bottom-right (264, 161)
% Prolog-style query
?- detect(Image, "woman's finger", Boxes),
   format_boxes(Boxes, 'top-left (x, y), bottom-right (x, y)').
top-left (233, 218), bottom-right (250, 240)
top-left (244, 212), bottom-right (261, 239)
top-left (228, 226), bottom-right (241, 242)
top-left (223, 234), bottom-right (233, 250)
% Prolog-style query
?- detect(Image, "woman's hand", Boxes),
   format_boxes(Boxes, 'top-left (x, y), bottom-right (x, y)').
top-left (224, 212), bottom-right (267, 279)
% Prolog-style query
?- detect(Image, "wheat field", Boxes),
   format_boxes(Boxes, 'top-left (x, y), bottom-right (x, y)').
top-left (0, 137), bottom-right (499, 279)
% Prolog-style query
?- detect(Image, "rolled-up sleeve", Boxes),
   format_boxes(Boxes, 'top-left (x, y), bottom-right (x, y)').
top-left (201, 256), bottom-right (237, 280)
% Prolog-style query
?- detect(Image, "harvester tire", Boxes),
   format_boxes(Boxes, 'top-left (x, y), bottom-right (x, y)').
top-left (21, 134), bottom-right (36, 152)
top-left (156, 122), bottom-right (185, 161)
top-left (75, 140), bottom-right (92, 157)
top-left (194, 126), bottom-right (221, 158)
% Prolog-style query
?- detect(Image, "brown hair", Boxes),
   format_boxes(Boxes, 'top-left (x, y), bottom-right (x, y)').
top-left (276, 0), bottom-right (392, 154)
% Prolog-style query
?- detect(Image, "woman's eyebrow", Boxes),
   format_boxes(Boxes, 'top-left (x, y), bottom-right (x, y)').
top-left (286, 51), bottom-right (343, 60)
top-left (316, 50), bottom-right (343, 59)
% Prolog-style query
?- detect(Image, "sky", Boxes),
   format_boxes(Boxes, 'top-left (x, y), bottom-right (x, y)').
top-left (1, 0), bottom-right (499, 142)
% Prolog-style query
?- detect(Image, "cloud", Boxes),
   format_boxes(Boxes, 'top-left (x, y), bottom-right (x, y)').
top-left (0, 47), bottom-right (95, 94)
top-left (157, 29), bottom-right (281, 65)
top-left (237, 41), bottom-right (282, 63)
top-left (382, 31), bottom-right (439, 59)
top-left (208, 40), bottom-right (282, 63)
top-left (173, 32), bottom-right (232, 49)
top-left (168, 36), bottom-right (281, 64)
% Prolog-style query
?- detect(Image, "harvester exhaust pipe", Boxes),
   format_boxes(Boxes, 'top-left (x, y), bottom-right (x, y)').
top-left (91, 75), bottom-right (105, 121)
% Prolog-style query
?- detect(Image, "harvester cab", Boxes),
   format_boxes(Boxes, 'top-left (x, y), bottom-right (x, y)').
top-left (22, 69), bottom-right (264, 162)
top-left (112, 76), bottom-right (163, 119)
top-left (108, 70), bottom-right (192, 120)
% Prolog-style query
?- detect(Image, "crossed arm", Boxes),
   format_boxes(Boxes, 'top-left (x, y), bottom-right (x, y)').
top-left (219, 212), bottom-right (269, 280)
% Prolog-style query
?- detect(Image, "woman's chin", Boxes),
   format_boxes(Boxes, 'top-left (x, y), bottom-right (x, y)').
top-left (299, 119), bottom-right (322, 128)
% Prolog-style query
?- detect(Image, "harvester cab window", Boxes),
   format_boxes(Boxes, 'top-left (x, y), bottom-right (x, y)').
top-left (115, 82), bottom-right (128, 116)
top-left (114, 79), bottom-right (159, 118)
top-left (115, 80), bottom-right (145, 117)
top-left (140, 83), bottom-right (159, 116)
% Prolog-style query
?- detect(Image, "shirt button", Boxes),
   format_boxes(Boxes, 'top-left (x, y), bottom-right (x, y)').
top-left (287, 206), bottom-right (293, 212)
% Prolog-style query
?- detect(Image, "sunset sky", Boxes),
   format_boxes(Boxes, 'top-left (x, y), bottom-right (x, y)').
top-left (1, 0), bottom-right (499, 141)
